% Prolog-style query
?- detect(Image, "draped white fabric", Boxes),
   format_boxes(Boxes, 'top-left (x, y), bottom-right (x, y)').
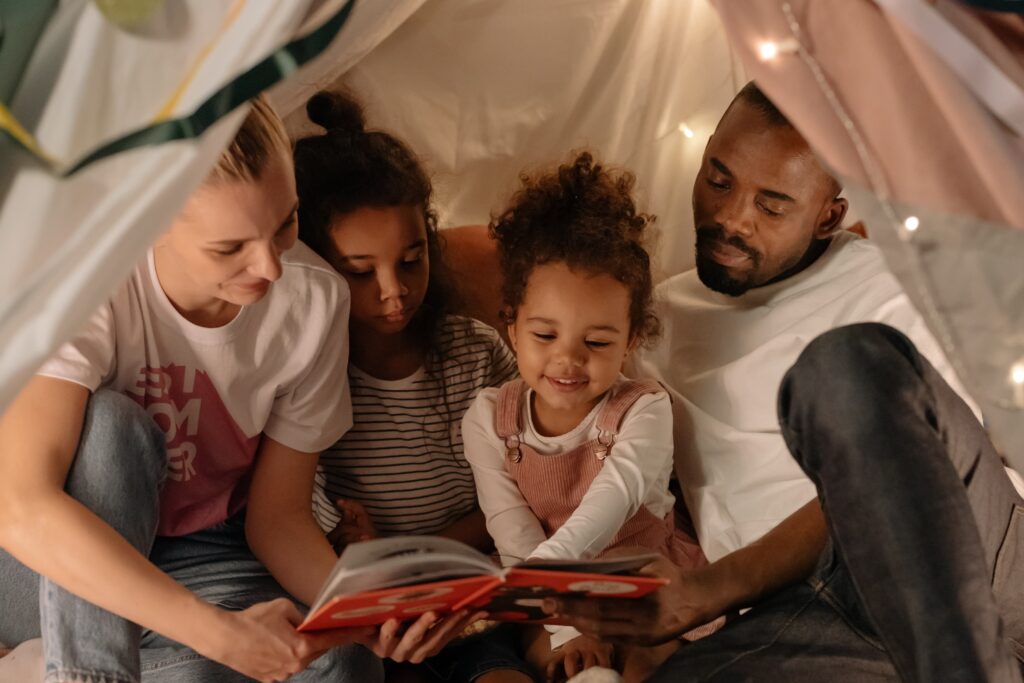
top-left (0, 0), bottom-right (395, 412)
top-left (3, 0), bottom-right (1021, 475)
top-left (309, 0), bottom-right (743, 281)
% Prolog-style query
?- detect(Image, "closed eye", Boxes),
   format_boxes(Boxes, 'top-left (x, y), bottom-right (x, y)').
top-left (757, 202), bottom-right (782, 217)
top-left (585, 340), bottom-right (612, 349)
top-left (347, 270), bottom-right (374, 279)
top-left (532, 332), bottom-right (555, 342)
top-left (706, 178), bottom-right (729, 190)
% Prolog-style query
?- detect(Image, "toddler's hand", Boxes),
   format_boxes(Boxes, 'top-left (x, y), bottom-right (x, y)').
top-left (547, 634), bottom-right (614, 682)
top-left (327, 499), bottom-right (377, 553)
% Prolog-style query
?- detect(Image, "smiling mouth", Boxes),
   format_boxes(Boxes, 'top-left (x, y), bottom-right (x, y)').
top-left (546, 376), bottom-right (589, 393)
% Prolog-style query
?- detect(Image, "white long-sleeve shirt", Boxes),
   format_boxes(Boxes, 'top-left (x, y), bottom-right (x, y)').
top-left (462, 377), bottom-right (675, 566)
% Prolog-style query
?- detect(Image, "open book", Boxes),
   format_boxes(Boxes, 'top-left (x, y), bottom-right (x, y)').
top-left (299, 536), bottom-right (666, 631)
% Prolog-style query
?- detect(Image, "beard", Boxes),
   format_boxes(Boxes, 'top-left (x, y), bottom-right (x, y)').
top-left (694, 226), bottom-right (762, 297)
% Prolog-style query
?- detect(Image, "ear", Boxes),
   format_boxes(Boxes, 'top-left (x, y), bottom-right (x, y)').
top-left (626, 334), bottom-right (641, 355)
top-left (506, 321), bottom-right (518, 354)
top-left (813, 197), bottom-right (848, 240)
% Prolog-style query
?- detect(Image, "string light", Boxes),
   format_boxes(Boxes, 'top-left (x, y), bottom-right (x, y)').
top-left (1012, 363), bottom-right (1024, 386)
top-left (903, 215), bottom-right (920, 232)
top-left (678, 123), bottom-right (695, 139)
top-left (757, 38), bottom-right (799, 62)
top-left (758, 41), bottom-right (780, 61)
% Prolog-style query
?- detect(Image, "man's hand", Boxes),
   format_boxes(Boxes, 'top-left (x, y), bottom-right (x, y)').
top-left (365, 610), bottom-right (488, 664)
top-left (542, 556), bottom-right (719, 646)
top-left (198, 599), bottom-right (373, 683)
top-left (547, 635), bottom-right (614, 682)
top-left (327, 500), bottom-right (378, 552)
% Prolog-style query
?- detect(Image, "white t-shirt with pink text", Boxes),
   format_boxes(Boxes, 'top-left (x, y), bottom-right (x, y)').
top-left (38, 241), bottom-right (352, 537)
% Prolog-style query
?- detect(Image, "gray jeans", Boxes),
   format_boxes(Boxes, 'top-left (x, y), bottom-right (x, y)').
top-left (651, 323), bottom-right (1024, 683)
top-left (0, 389), bottom-right (383, 683)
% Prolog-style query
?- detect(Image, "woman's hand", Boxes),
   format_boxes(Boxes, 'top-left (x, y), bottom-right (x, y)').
top-left (546, 635), bottom-right (615, 682)
top-left (365, 610), bottom-right (488, 664)
top-left (198, 599), bottom-right (373, 683)
top-left (327, 499), bottom-right (378, 552)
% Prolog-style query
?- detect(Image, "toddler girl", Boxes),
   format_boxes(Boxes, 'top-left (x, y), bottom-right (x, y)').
top-left (463, 152), bottom-right (711, 682)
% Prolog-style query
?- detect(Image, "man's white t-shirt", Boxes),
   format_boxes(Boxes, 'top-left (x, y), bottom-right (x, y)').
top-left (38, 241), bottom-right (352, 537)
top-left (634, 231), bottom-right (975, 562)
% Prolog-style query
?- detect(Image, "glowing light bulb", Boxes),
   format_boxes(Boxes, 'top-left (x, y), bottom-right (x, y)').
top-left (1011, 364), bottom-right (1024, 386)
top-left (903, 216), bottom-right (920, 232)
top-left (678, 123), bottom-right (695, 139)
top-left (758, 41), bottom-right (780, 61)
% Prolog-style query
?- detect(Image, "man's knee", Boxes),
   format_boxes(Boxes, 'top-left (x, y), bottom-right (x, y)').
top-left (790, 323), bottom-right (918, 392)
top-left (778, 323), bottom-right (927, 473)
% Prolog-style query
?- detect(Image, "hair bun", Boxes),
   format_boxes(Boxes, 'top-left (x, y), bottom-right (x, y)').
top-left (306, 90), bottom-right (366, 135)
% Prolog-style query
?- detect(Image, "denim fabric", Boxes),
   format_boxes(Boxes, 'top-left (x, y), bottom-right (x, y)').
top-left (422, 623), bottom-right (535, 682)
top-left (0, 389), bottom-right (381, 683)
top-left (652, 323), bottom-right (1024, 682)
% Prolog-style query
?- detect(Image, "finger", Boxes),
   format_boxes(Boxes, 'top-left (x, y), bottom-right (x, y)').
top-left (565, 649), bottom-right (581, 678)
top-left (637, 556), bottom-right (674, 578)
top-left (374, 618), bottom-right (403, 659)
top-left (596, 644), bottom-right (613, 669)
top-left (390, 611), bottom-right (439, 662)
top-left (582, 647), bottom-right (598, 670)
top-left (545, 657), bottom-right (560, 683)
top-left (274, 599), bottom-right (306, 627)
top-left (305, 626), bottom-right (376, 653)
top-left (411, 610), bottom-right (485, 662)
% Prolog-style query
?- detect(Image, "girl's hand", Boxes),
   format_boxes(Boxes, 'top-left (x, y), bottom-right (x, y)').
top-left (546, 634), bottom-right (615, 682)
top-left (367, 610), bottom-right (488, 664)
top-left (199, 598), bottom-right (374, 683)
top-left (327, 499), bottom-right (378, 552)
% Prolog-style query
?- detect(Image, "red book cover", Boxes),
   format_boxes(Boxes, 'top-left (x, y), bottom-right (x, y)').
top-left (298, 537), bottom-right (666, 632)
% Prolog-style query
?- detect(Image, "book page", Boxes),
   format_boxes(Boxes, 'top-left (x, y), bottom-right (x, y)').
top-left (309, 536), bottom-right (499, 614)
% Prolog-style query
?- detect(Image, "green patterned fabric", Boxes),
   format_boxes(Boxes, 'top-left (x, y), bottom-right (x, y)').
top-left (1, 0), bottom-right (356, 177)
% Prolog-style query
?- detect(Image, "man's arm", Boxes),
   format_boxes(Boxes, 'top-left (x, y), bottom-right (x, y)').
top-left (544, 498), bottom-right (827, 644)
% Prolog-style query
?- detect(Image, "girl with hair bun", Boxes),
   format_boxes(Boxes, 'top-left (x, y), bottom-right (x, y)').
top-left (294, 90), bottom-right (535, 683)
top-left (462, 152), bottom-right (716, 682)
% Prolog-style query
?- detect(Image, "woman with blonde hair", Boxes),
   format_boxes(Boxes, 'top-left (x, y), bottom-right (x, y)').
top-left (0, 97), bottom-right (449, 683)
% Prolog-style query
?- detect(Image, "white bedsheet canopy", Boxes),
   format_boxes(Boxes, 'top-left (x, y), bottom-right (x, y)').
top-left (1, 0), bottom-right (1022, 468)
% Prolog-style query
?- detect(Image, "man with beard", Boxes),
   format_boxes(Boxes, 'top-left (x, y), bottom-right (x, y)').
top-left (543, 82), bottom-right (1024, 682)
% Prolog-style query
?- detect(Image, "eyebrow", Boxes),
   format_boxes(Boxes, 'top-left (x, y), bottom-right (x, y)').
top-left (340, 239), bottom-right (427, 263)
top-left (709, 157), bottom-right (797, 204)
top-left (526, 317), bottom-right (622, 334)
top-left (208, 202), bottom-right (299, 246)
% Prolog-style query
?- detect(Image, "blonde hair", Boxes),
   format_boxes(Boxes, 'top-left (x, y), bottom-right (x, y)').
top-left (208, 95), bottom-right (291, 184)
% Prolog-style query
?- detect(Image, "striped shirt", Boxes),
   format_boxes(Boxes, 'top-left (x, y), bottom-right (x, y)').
top-left (313, 316), bottom-right (518, 536)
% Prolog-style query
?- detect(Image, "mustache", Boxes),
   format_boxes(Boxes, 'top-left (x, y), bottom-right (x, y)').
top-left (695, 225), bottom-right (759, 261)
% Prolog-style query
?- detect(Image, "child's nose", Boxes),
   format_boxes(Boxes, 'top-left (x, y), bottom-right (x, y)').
top-left (377, 270), bottom-right (408, 301)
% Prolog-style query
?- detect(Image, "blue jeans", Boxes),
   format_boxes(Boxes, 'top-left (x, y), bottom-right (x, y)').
top-left (651, 323), bottom-right (1024, 683)
top-left (0, 390), bottom-right (383, 683)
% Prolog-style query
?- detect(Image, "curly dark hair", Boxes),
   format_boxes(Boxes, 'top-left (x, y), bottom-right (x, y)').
top-left (292, 89), bottom-right (453, 356)
top-left (489, 151), bottom-right (661, 346)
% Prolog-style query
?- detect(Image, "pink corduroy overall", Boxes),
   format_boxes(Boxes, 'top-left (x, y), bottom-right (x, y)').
top-left (495, 378), bottom-right (723, 640)
top-left (495, 378), bottom-right (686, 559)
